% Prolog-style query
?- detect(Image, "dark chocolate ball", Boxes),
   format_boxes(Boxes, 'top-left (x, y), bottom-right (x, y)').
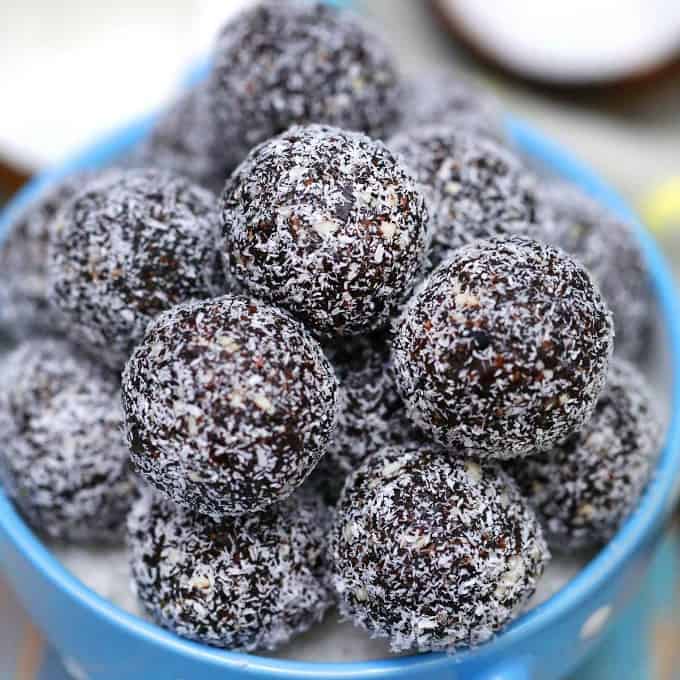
top-left (121, 295), bottom-right (338, 519)
top-left (328, 446), bottom-right (549, 652)
top-left (388, 125), bottom-right (545, 270)
top-left (128, 488), bottom-right (332, 651)
top-left (310, 332), bottom-right (424, 502)
top-left (221, 124), bottom-right (430, 338)
top-left (541, 179), bottom-right (654, 361)
top-left (508, 358), bottom-right (661, 548)
top-left (0, 173), bottom-right (88, 339)
top-left (402, 69), bottom-right (506, 143)
top-left (48, 168), bottom-right (220, 369)
top-left (393, 236), bottom-right (614, 460)
top-left (210, 0), bottom-right (401, 168)
top-left (0, 339), bottom-right (133, 543)
top-left (133, 83), bottom-right (230, 195)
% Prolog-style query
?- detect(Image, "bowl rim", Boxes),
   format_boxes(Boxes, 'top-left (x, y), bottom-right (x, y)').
top-left (1, 114), bottom-right (680, 677)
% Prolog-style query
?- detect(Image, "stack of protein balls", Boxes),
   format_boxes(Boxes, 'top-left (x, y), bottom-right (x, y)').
top-left (0, 0), bottom-right (662, 656)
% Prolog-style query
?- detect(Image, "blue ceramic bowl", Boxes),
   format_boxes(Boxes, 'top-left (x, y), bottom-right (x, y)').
top-left (1, 116), bottom-right (679, 680)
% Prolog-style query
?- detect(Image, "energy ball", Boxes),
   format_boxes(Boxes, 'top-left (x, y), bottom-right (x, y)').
top-left (128, 488), bottom-right (332, 651)
top-left (210, 0), bottom-right (401, 168)
top-left (0, 173), bottom-right (88, 339)
top-left (0, 339), bottom-right (133, 543)
top-left (541, 179), bottom-right (654, 360)
top-left (402, 69), bottom-right (506, 143)
top-left (388, 125), bottom-right (544, 270)
top-left (133, 83), bottom-right (230, 195)
top-left (509, 358), bottom-right (661, 548)
top-left (328, 446), bottom-right (549, 652)
top-left (48, 168), bottom-right (220, 369)
top-left (311, 332), bottom-right (424, 501)
top-left (221, 124), bottom-right (430, 338)
top-left (393, 236), bottom-right (614, 460)
top-left (122, 295), bottom-right (338, 518)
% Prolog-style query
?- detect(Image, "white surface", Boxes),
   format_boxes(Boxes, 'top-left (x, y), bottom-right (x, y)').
top-left (439, 0), bottom-right (680, 83)
top-left (0, 0), bottom-right (254, 169)
top-left (580, 605), bottom-right (613, 640)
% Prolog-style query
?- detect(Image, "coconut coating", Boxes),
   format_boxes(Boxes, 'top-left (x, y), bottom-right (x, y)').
top-left (121, 295), bottom-right (338, 518)
top-left (389, 125), bottom-right (544, 270)
top-left (210, 0), bottom-right (401, 169)
top-left (311, 333), bottom-right (424, 501)
top-left (509, 358), bottom-right (661, 549)
top-left (402, 69), bottom-right (506, 143)
top-left (328, 446), bottom-right (549, 652)
top-left (0, 173), bottom-right (89, 339)
top-left (326, 334), bottom-right (424, 466)
top-left (393, 236), bottom-right (614, 460)
top-left (541, 179), bottom-right (654, 360)
top-left (133, 83), bottom-right (230, 195)
top-left (0, 339), bottom-right (133, 543)
top-left (48, 168), bottom-right (220, 369)
top-left (221, 124), bottom-right (430, 338)
top-left (128, 488), bottom-right (332, 651)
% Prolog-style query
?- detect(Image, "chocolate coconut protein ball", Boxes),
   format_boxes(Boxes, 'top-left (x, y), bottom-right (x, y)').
top-left (122, 295), bottom-right (338, 519)
top-left (541, 179), bottom-right (654, 360)
top-left (388, 125), bottom-right (545, 270)
top-left (310, 332), bottom-right (424, 501)
top-left (210, 0), bottom-right (401, 169)
top-left (509, 358), bottom-right (661, 549)
top-left (48, 168), bottom-right (220, 369)
top-left (393, 236), bottom-right (614, 460)
top-left (128, 488), bottom-right (332, 651)
top-left (0, 173), bottom-right (89, 339)
top-left (328, 446), bottom-right (549, 652)
top-left (221, 124), bottom-right (430, 338)
top-left (133, 83), bottom-right (230, 195)
top-left (0, 339), bottom-right (133, 543)
top-left (402, 68), bottom-right (506, 143)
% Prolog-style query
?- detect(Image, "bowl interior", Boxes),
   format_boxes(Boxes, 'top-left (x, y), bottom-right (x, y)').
top-left (1, 114), bottom-right (680, 676)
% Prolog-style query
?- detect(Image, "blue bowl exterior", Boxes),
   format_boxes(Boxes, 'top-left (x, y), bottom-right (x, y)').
top-left (1, 115), bottom-right (680, 680)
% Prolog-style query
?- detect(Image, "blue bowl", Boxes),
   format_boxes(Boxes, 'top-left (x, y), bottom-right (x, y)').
top-left (1, 116), bottom-right (679, 680)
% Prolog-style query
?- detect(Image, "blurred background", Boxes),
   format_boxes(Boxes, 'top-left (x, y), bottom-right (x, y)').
top-left (1, 1), bottom-right (680, 678)
top-left (2, 0), bottom-right (680, 240)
